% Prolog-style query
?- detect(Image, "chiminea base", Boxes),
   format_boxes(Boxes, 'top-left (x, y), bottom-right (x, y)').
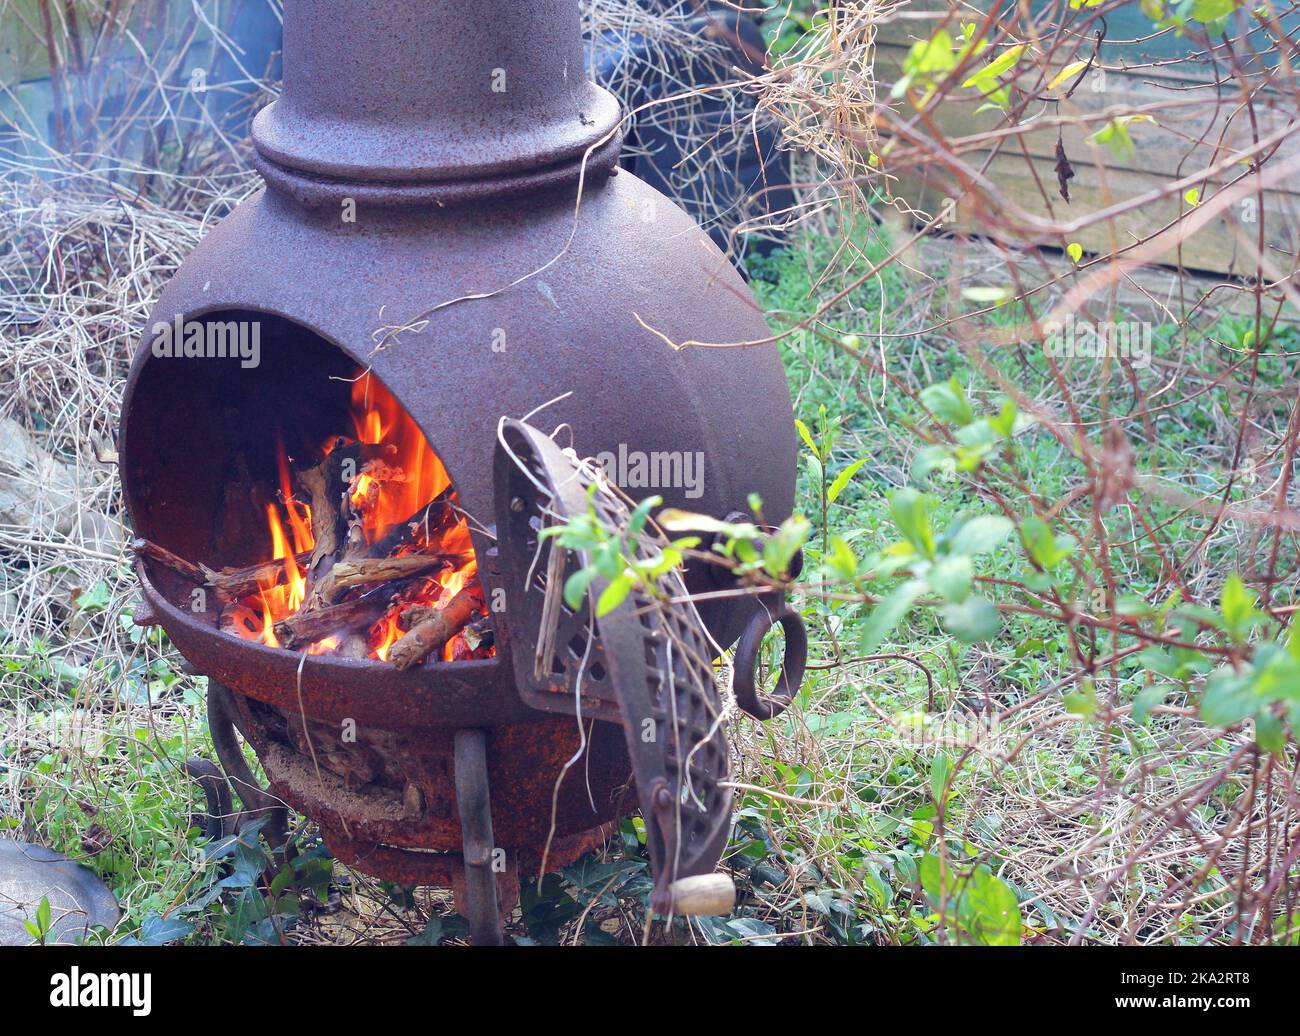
top-left (188, 681), bottom-right (615, 945)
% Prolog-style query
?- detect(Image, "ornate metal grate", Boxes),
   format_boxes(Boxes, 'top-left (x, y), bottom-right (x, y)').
top-left (494, 419), bottom-right (732, 908)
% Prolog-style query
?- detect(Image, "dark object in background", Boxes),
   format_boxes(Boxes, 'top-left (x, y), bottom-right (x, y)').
top-left (0, 840), bottom-right (119, 945)
top-left (4, 1), bottom-right (791, 258)
top-left (588, 2), bottom-right (794, 257)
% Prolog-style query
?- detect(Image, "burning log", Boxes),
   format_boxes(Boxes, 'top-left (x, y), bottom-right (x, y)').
top-left (273, 590), bottom-right (395, 651)
top-left (132, 537), bottom-right (311, 603)
top-left (365, 488), bottom-right (460, 559)
top-left (331, 552), bottom-right (468, 590)
top-left (389, 584), bottom-right (484, 670)
top-left (207, 552), bottom-right (311, 603)
top-left (452, 615), bottom-right (495, 660)
top-left (297, 440), bottom-right (396, 605)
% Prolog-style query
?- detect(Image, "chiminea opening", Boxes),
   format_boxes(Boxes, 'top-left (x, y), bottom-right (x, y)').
top-left (124, 309), bottom-right (491, 669)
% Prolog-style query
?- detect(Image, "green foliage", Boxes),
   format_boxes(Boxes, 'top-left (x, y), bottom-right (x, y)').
top-left (919, 855), bottom-right (1023, 945)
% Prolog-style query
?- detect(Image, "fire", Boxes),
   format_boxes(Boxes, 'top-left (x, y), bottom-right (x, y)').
top-left (234, 370), bottom-right (489, 664)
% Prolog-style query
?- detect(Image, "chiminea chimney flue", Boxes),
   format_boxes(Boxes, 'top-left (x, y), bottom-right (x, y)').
top-left (252, 0), bottom-right (624, 202)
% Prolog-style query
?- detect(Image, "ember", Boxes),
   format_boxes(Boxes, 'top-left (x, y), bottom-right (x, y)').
top-left (136, 369), bottom-right (492, 668)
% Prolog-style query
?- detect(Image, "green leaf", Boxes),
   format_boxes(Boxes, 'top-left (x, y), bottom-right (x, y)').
top-left (1020, 516), bottom-right (1075, 569)
top-left (929, 555), bottom-right (973, 603)
top-left (860, 579), bottom-right (926, 654)
top-left (920, 377), bottom-right (975, 425)
top-left (930, 751), bottom-right (953, 805)
top-left (948, 515), bottom-right (1013, 556)
top-left (1200, 668), bottom-right (1255, 726)
top-left (1131, 685), bottom-right (1169, 724)
top-left (911, 444), bottom-right (954, 482)
top-left (627, 495), bottom-right (661, 538)
top-left (961, 285), bottom-right (1013, 305)
top-left (827, 535), bottom-right (860, 582)
top-left (827, 458), bottom-right (868, 504)
top-left (1049, 61), bottom-right (1089, 91)
top-left (36, 896), bottom-right (51, 935)
top-left (961, 44), bottom-right (1025, 88)
top-left (1066, 241), bottom-right (1083, 263)
top-left (889, 488), bottom-right (937, 558)
top-left (939, 593), bottom-right (1000, 643)
top-left (965, 869), bottom-right (1022, 946)
top-left (794, 418), bottom-right (820, 460)
top-left (595, 573), bottom-right (635, 617)
top-left (1220, 573), bottom-right (1257, 641)
top-left (1064, 680), bottom-right (1099, 719)
top-left (563, 567), bottom-right (598, 610)
top-left (1086, 115), bottom-right (1155, 162)
top-left (1255, 709), bottom-right (1285, 755)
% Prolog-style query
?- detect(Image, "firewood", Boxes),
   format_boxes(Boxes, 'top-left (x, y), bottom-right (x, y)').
top-left (366, 488), bottom-right (459, 559)
top-left (132, 538), bottom-right (204, 584)
top-left (463, 614), bottom-right (495, 651)
top-left (297, 440), bottom-right (395, 604)
top-left (331, 552), bottom-right (468, 589)
top-left (273, 592), bottom-right (392, 651)
top-left (338, 632), bottom-right (372, 659)
top-left (134, 537), bottom-right (313, 604)
top-left (388, 585), bottom-right (484, 670)
top-left (206, 551), bottom-right (311, 604)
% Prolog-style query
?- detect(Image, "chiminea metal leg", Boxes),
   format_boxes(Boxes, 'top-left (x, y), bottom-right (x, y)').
top-left (184, 757), bottom-right (235, 840)
top-left (207, 681), bottom-right (293, 860)
top-left (453, 728), bottom-right (503, 946)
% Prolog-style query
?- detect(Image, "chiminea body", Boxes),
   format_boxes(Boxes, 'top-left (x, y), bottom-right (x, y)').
top-left (119, 0), bottom-right (795, 893)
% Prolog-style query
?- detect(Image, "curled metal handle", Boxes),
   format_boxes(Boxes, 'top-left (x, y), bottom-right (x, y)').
top-left (733, 602), bottom-right (807, 720)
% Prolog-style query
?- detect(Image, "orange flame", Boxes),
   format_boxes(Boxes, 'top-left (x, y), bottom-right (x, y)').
top-left (233, 370), bottom-right (487, 664)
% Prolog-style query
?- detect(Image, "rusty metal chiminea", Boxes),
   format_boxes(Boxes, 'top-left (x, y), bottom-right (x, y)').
top-left (119, 0), bottom-right (799, 944)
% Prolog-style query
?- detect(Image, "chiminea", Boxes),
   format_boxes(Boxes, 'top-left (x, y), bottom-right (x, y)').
top-left (120, 0), bottom-right (798, 944)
